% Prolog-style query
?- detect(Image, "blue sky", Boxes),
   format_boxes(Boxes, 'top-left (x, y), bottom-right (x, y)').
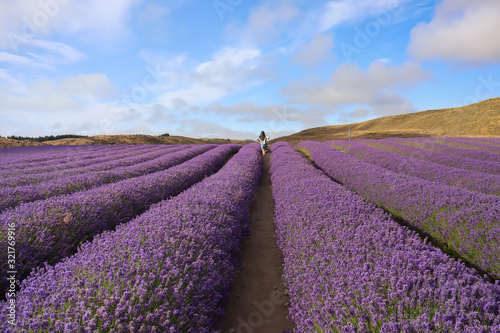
top-left (0, 0), bottom-right (499, 139)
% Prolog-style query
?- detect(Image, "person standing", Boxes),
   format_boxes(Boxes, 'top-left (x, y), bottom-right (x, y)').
top-left (257, 131), bottom-right (270, 157)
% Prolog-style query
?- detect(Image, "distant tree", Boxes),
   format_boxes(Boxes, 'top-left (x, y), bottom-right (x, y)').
top-left (159, 133), bottom-right (170, 137)
top-left (7, 134), bottom-right (88, 142)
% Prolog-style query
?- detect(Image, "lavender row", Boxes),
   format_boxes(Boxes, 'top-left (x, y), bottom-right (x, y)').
top-left (0, 145), bottom-right (187, 187)
top-left (0, 145), bottom-right (168, 177)
top-left (422, 137), bottom-right (500, 153)
top-left (0, 145), bottom-right (132, 170)
top-left (1, 143), bottom-right (262, 332)
top-left (0, 144), bottom-right (239, 296)
top-left (0, 145), bottom-right (106, 165)
top-left (0, 145), bottom-right (155, 173)
top-left (0, 145), bottom-right (156, 180)
top-left (389, 137), bottom-right (500, 164)
top-left (464, 137), bottom-right (500, 147)
top-left (297, 141), bottom-right (500, 279)
top-left (328, 140), bottom-right (500, 196)
top-left (270, 142), bottom-right (500, 332)
top-left (359, 139), bottom-right (500, 175)
top-left (0, 145), bottom-right (201, 212)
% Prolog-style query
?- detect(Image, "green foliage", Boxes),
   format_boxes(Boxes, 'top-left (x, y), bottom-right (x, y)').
top-left (295, 147), bottom-right (312, 160)
top-left (159, 133), bottom-right (170, 137)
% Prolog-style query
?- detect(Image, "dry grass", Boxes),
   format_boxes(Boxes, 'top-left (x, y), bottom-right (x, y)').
top-left (274, 97), bottom-right (500, 145)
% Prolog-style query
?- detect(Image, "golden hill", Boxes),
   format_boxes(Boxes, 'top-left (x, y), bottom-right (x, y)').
top-left (275, 97), bottom-right (500, 145)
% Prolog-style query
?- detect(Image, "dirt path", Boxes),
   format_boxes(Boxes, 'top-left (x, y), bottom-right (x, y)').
top-left (221, 153), bottom-right (293, 333)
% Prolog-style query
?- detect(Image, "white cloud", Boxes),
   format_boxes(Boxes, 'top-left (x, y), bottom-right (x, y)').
top-left (157, 47), bottom-right (263, 107)
top-left (137, 1), bottom-right (170, 35)
top-left (349, 106), bottom-right (371, 118)
top-left (409, 0), bottom-right (500, 63)
top-left (137, 2), bottom-right (170, 24)
top-left (174, 114), bottom-right (304, 140)
top-left (0, 0), bottom-right (142, 49)
top-left (282, 61), bottom-right (430, 116)
top-left (160, 86), bottom-right (227, 109)
top-left (320, 0), bottom-right (405, 31)
top-left (27, 39), bottom-right (86, 64)
top-left (0, 39), bottom-right (85, 72)
top-left (291, 34), bottom-right (334, 66)
top-left (194, 48), bottom-right (261, 87)
top-left (207, 102), bottom-right (326, 127)
top-left (0, 73), bottom-right (115, 113)
top-left (227, 2), bottom-right (300, 46)
top-left (0, 2), bottom-right (47, 48)
top-left (1, 93), bottom-right (78, 113)
top-left (0, 52), bottom-right (50, 69)
top-left (60, 74), bottom-right (115, 101)
top-left (0, 69), bottom-right (29, 95)
top-left (176, 118), bottom-right (256, 139)
top-left (51, 0), bottom-right (143, 42)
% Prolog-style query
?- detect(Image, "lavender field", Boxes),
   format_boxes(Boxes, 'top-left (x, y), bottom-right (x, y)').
top-left (1, 138), bottom-right (499, 332)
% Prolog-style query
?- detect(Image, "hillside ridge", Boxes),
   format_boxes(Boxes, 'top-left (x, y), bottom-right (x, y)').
top-left (274, 97), bottom-right (500, 145)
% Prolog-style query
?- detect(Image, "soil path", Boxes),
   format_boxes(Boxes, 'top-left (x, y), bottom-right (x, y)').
top-left (221, 153), bottom-right (293, 333)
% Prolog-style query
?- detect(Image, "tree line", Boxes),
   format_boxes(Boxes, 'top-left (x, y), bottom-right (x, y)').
top-left (3, 134), bottom-right (89, 142)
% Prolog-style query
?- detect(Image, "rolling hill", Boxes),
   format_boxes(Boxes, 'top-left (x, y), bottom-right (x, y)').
top-left (274, 97), bottom-right (500, 145)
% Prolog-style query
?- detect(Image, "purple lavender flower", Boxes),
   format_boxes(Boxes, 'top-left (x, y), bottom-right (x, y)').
top-left (297, 140), bottom-right (500, 279)
top-left (327, 139), bottom-right (500, 196)
top-left (0, 144), bottom-right (241, 296)
top-left (0, 145), bottom-right (191, 211)
top-left (270, 142), bottom-right (500, 332)
top-left (0, 143), bottom-right (262, 332)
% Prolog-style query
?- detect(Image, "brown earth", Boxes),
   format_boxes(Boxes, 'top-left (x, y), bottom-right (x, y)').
top-left (274, 97), bottom-right (500, 145)
top-left (221, 153), bottom-right (293, 333)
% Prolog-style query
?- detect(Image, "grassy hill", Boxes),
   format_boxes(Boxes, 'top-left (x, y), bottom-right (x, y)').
top-left (274, 97), bottom-right (500, 145)
top-left (1, 97), bottom-right (499, 147)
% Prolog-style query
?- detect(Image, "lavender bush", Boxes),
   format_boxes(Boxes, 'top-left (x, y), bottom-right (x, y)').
top-left (0, 144), bottom-right (239, 296)
top-left (270, 142), bottom-right (500, 332)
top-left (0, 145), bottom-right (193, 211)
top-left (297, 141), bottom-right (500, 279)
top-left (358, 139), bottom-right (500, 175)
top-left (387, 138), bottom-right (500, 164)
top-left (327, 140), bottom-right (500, 196)
top-left (0, 145), bottom-right (129, 170)
top-left (421, 137), bottom-right (500, 154)
top-left (0, 143), bottom-right (262, 332)
top-left (464, 137), bottom-right (500, 147)
top-left (0, 145), bottom-right (175, 181)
